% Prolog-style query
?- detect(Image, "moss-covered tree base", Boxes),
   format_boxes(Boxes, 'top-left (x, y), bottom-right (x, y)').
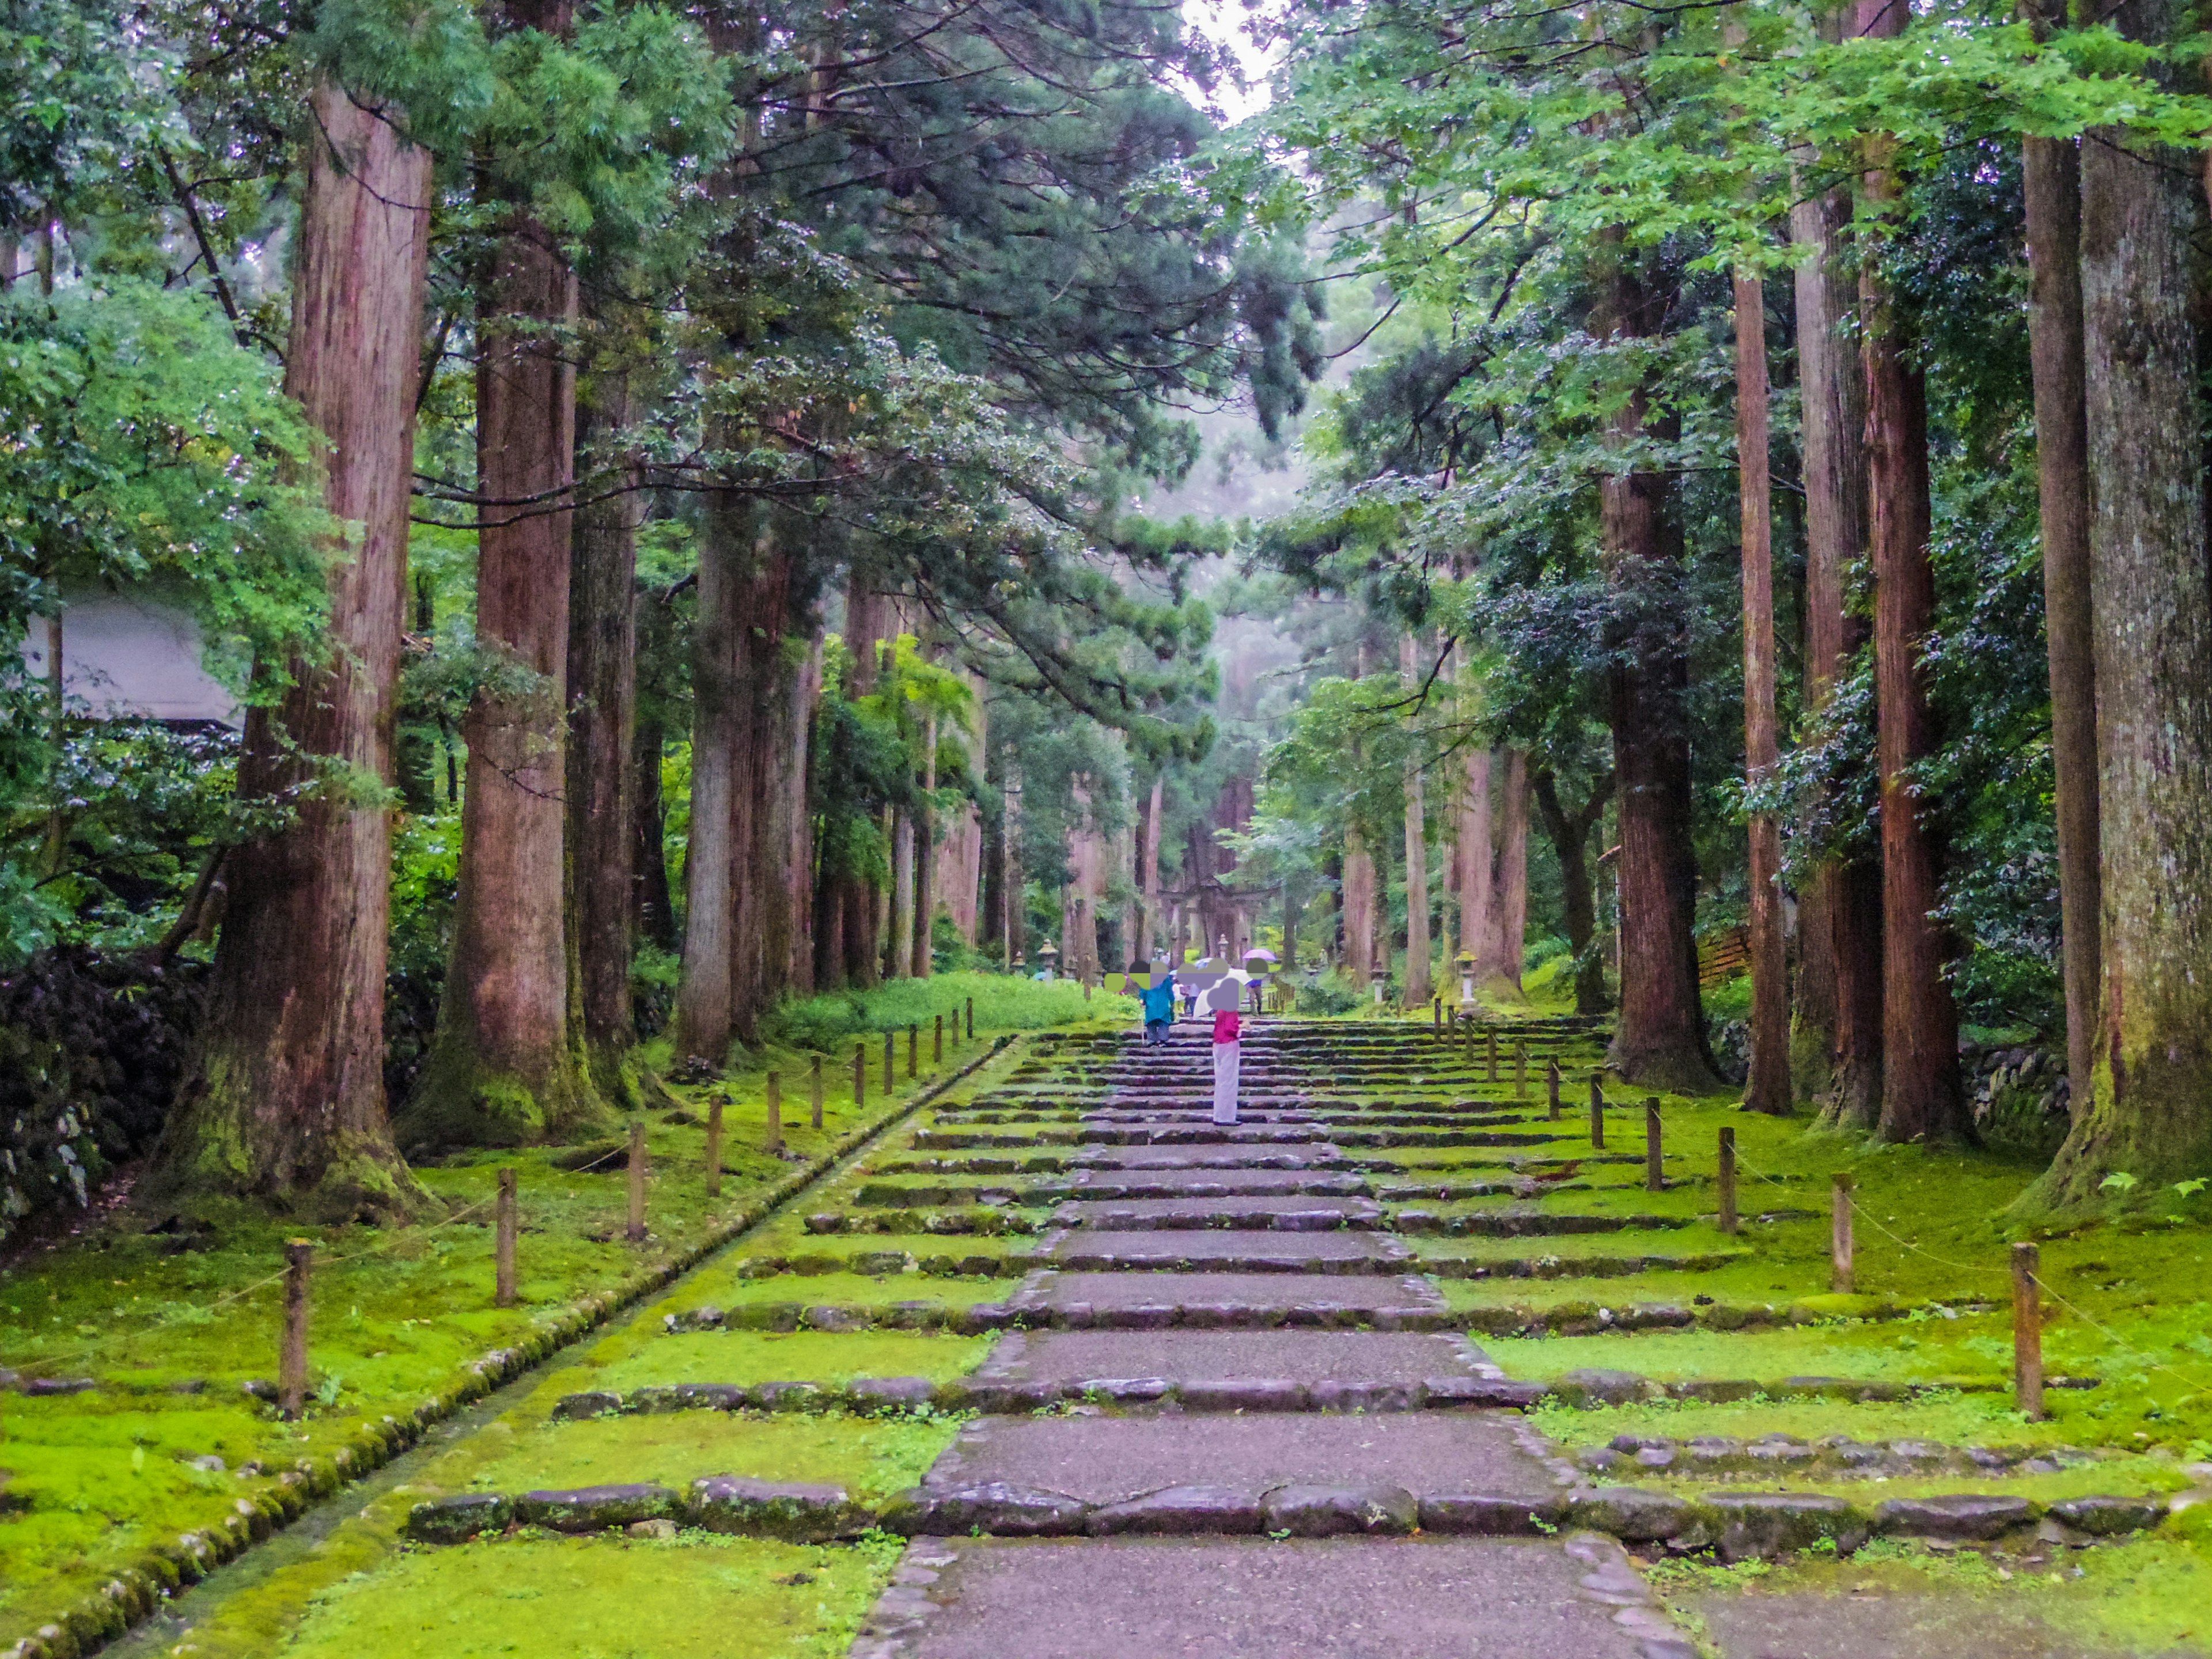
top-left (395, 1033), bottom-right (619, 1153)
top-left (139, 1073), bottom-right (429, 1226)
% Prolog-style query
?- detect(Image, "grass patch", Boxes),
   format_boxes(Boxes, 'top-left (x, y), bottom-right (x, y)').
top-left (274, 1533), bottom-right (903, 1659)
top-left (459, 1412), bottom-right (955, 1501)
top-left (586, 1332), bottom-right (993, 1394)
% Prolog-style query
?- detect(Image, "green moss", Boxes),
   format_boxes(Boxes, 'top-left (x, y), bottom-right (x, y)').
top-left (584, 1332), bottom-right (993, 1394)
top-left (456, 1412), bottom-right (955, 1501)
top-left (273, 1535), bottom-right (903, 1659)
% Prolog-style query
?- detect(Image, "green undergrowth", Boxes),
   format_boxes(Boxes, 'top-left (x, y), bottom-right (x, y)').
top-left (0, 1028), bottom-right (1036, 1649)
top-left (664, 1266), bottom-right (1025, 1315)
top-left (584, 1332), bottom-right (993, 1394)
top-left (1656, 1508), bottom-right (2212, 1656)
top-left (1528, 1390), bottom-right (2085, 1450)
top-left (273, 1533), bottom-right (903, 1659)
top-left (763, 970), bottom-right (1134, 1051)
top-left (460, 1412), bottom-right (956, 1501)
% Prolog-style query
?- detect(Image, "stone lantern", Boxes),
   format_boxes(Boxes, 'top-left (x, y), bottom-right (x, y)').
top-left (1036, 938), bottom-right (1059, 980)
top-left (1370, 965), bottom-right (1388, 1005)
top-left (1456, 950), bottom-right (1479, 1012)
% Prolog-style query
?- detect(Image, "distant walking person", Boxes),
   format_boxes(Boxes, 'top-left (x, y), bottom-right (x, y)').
top-left (1204, 978), bottom-right (1242, 1124)
top-left (1136, 963), bottom-right (1176, 1047)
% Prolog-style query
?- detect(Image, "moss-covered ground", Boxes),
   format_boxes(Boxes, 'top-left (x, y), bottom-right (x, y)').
top-left (0, 979), bottom-right (1112, 1653)
top-left (8, 987), bottom-right (2212, 1656)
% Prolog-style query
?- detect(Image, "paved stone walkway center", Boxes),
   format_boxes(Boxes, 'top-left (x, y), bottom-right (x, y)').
top-left (849, 1022), bottom-right (1696, 1659)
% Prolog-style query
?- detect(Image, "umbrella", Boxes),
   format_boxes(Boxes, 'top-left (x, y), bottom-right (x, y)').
top-left (1242, 947), bottom-right (1278, 963)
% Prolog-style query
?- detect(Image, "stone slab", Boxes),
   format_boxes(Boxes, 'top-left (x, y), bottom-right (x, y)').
top-left (861, 1536), bottom-right (1665, 1659)
top-left (926, 1412), bottom-right (1555, 1505)
top-left (1038, 1271), bottom-right (1444, 1314)
top-left (1065, 1168), bottom-right (1369, 1198)
top-left (1050, 1229), bottom-right (1399, 1267)
top-left (987, 1329), bottom-right (1487, 1387)
top-left (1072, 1147), bottom-right (1341, 1170)
top-left (1687, 1588), bottom-right (2118, 1659)
top-left (1058, 1196), bottom-right (1381, 1227)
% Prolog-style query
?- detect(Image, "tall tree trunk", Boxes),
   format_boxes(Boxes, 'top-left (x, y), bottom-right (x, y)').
top-left (1861, 108), bottom-right (1968, 1143)
top-left (839, 575), bottom-right (888, 987)
top-left (673, 499), bottom-right (738, 1057)
top-left (632, 708), bottom-right (676, 952)
top-left (1139, 774), bottom-right (1164, 960)
top-left (1343, 821), bottom-right (1375, 987)
top-left (889, 808), bottom-right (915, 979)
top-left (724, 517), bottom-right (794, 1040)
top-left (404, 2), bottom-right (607, 1147)
top-left (2041, 2), bottom-right (2212, 1195)
top-left (782, 635), bottom-right (823, 994)
top-left (566, 365), bottom-right (642, 1106)
top-left (2021, 112), bottom-right (2100, 1120)
top-left (1457, 747), bottom-right (1491, 977)
top-left (148, 81), bottom-right (430, 1214)
top-left (912, 710), bottom-right (937, 976)
top-left (1737, 269), bottom-right (1791, 1113)
top-left (1399, 635), bottom-right (1433, 1005)
top-left (1488, 749), bottom-right (1529, 991)
top-left (1532, 769), bottom-right (1612, 1016)
top-left (1596, 253), bottom-right (1720, 1091)
top-left (1002, 761), bottom-right (1024, 969)
top-left (1792, 148), bottom-right (1884, 1126)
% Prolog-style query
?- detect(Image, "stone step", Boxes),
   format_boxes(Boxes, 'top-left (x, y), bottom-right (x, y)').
top-left (1051, 1198), bottom-right (1385, 1230)
top-left (921, 1411), bottom-right (1558, 1510)
top-left (850, 1535), bottom-right (1682, 1659)
top-left (1392, 1209), bottom-right (1690, 1238)
top-left (975, 1327), bottom-right (1504, 1390)
top-left (1047, 1230), bottom-right (1409, 1273)
top-left (1020, 1270), bottom-right (1447, 1327)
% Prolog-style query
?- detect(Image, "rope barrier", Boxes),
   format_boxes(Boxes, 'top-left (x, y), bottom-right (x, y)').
top-left (1728, 1140), bottom-right (2212, 1397)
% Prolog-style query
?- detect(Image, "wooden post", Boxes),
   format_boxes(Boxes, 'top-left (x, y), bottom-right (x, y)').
top-left (495, 1168), bottom-right (518, 1308)
top-left (966, 996), bottom-right (974, 1039)
top-left (1084, 979), bottom-right (1093, 1003)
top-left (934, 1013), bottom-right (944, 1065)
top-left (1831, 1173), bottom-right (1854, 1293)
top-left (627, 1120), bottom-right (648, 1241)
top-left (1463, 1018), bottom-right (1475, 1066)
top-left (811, 1054), bottom-right (825, 1129)
top-left (883, 1031), bottom-right (894, 1094)
top-left (1717, 1127), bottom-right (1738, 1234)
top-left (907, 1024), bottom-right (918, 1079)
top-left (1547, 1059), bottom-right (1562, 1121)
top-left (1515, 1041), bottom-right (1528, 1100)
top-left (1486, 1031), bottom-right (1499, 1082)
top-left (765, 1072), bottom-right (783, 1153)
top-left (279, 1240), bottom-right (312, 1419)
top-left (704, 1099), bottom-right (724, 1199)
top-left (1588, 1075), bottom-right (1605, 1149)
top-left (2012, 1241), bottom-right (2045, 1420)
top-left (1433, 997), bottom-right (1441, 1035)
top-left (1644, 1098), bottom-right (1664, 1192)
top-left (853, 1043), bottom-right (866, 1109)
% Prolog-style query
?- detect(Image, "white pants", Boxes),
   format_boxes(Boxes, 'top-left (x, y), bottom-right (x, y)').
top-left (1212, 1040), bottom-right (1241, 1124)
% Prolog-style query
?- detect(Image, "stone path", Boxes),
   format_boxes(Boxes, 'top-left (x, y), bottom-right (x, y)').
top-left (848, 1020), bottom-right (1696, 1659)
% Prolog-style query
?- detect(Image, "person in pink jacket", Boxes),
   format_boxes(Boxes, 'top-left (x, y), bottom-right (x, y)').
top-left (1202, 977), bottom-right (1242, 1125)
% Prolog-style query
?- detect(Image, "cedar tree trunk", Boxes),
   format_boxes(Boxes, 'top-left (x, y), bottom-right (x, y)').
top-left (148, 81), bottom-right (430, 1215)
top-left (1736, 269), bottom-right (1791, 1113)
top-left (2041, 9), bottom-right (2212, 1195)
top-left (1532, 768), bottom-right (1612, 1016)
top-left (1860, 114), bottom-right (1967, 1143)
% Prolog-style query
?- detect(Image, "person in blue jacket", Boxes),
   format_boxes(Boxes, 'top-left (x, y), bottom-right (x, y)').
top-left (1135, 962), bottom-right (1177, 1046)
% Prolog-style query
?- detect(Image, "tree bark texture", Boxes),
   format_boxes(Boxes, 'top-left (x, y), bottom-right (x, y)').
top-left (781, 634), bottom-right (824, 994)
top-left (150, 80), bottom-right (430, 1214)
top-left (1861, 140), bottom-right (1967, 1144)
top-left (1736, 270), bottom-right (1791, 1114)
top-left (1139, 773), bottom-right (1164, 960)
top-left (1399, 636), bottom-right (1433, 1005)
top-left (722, 520), bottom-right (796, 1040)
top-left (1457, 747), bottom-right (1491, 976)
top-left (1342, 821), bottom-right (1376, 987)
top-left (406, 1), bottom-right (607, 1146)
top-left (2021, 126), bottom-right (2100, 1119)
top-left (912, 710), bottom-right (937, 976)
top-left (1791, 162), bottom-right (1884, 1126)
top-left (888, 808), bottom-right (915, 979)
top-left (673, 501), bottom-right (738, 1055)
top-left (2045, 26), bottom-right (2212, 1194)
top-left (838, 575), bottom-right (889, 987)
top-left (1596, 257), bottom-right (1719, 1091)
top-left (1485, 749), bottom-right (1529, 990)
top-left (566, 369), bottom-right (642, 1105)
